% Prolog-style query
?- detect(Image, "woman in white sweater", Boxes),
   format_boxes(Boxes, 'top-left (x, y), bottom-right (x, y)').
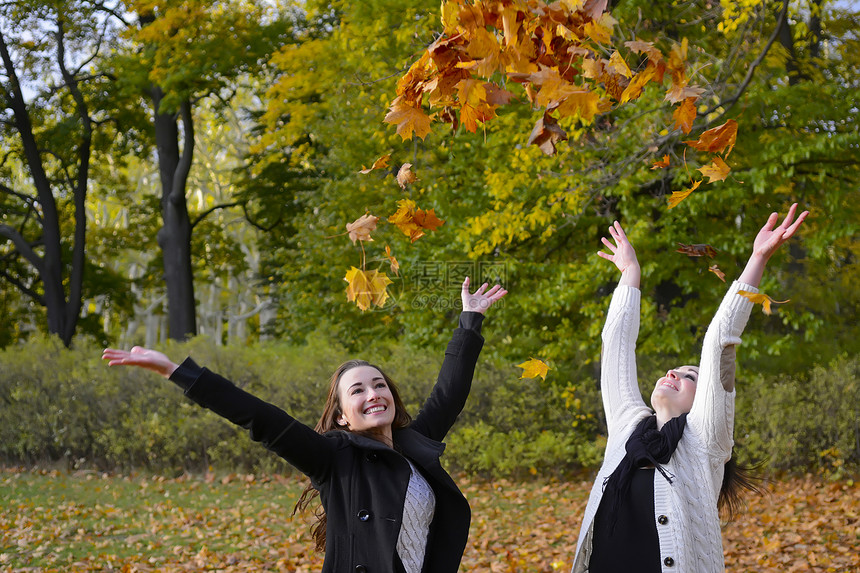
top-left (572, 204), bottom-right (807, 573)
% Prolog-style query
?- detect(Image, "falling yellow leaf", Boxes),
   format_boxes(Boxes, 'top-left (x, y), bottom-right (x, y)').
top-left (709, 265), bottom-right (726, 282)
top-left (738, 290), bottom-right (790, 315)
top-left (667, 179), bottom-right (702, 209)
top-left (358, 154), bottom-right (391, 174)
top-left (698, 156), bottom-right (731, 182)
top-left (517, 358), bottom-right (550, 380)
top-left (344, 267), bottom-right (392, 311)
top-left (383, 245), bottom-right (400, 276)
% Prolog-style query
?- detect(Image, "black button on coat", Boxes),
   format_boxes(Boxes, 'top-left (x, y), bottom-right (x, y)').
top-left (169, 313), bottom-right (485, 573)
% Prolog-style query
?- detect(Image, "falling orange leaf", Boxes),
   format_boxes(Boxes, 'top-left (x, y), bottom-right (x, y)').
top-left (738, 290), bottom-right (790, 315)
top-left (358, 154), bottom-right (391, 174)
top-left (676, 243), bottom-right (718, 257)
top-left (344, 267), bottom-right (392, 311)
top-left (517, 358), bottom-right (550, 380)
top-left (672, 97), bottom-right (697, 134)
top-left (345, 214), bottom-right (378, 244)
top-left (684, 119), bottom-right (738, 157)
top-left (606, 50), bottom-right (632, 78)
top-left (396, 163), bottom-right (418, 189)
top-left (698, 156), bottom-right (731, 182)
top-left (383, 245), bottom-right (400, 276)
top-left (527, 112), bottom-right (568, 156)
top-left (709, 265), bottom-right (726, 282)
top-left (651, 155), bottom-right (670, 169)
top-left (383, 96), bottom-right (433, 141)
top-left (667, 179), bottom-right (702, 209)
top-left (388, 199), bottom-right (445, 242)
top-left (664, 84), bottom-right (705, 104)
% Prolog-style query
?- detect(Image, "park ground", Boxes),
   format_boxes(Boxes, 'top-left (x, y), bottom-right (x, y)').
top-left (1, 469), bottom-right (858, 572)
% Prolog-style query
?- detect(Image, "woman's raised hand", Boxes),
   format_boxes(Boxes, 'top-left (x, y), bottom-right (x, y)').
top-left (750, 203), bottom-right (808, 262)
top-left (461, 276), bottom-right (508, 314)
top-left (102, 346), bottom-right (179, 378)
top-left (597, 221), bottom-right (640, 288)
top-left (738, 203), bottom-right (808, 287)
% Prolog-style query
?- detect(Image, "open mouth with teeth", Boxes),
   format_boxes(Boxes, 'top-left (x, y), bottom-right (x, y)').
top-left (364, 405), bottom-right (387, 415)
top-left (660, 380), bottom-right (679, 391)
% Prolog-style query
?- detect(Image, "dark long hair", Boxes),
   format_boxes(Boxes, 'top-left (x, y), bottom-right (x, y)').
top-left (292, 359), bottom-right (412, 551)
top-left (718, 455), bottom-right (767, 521)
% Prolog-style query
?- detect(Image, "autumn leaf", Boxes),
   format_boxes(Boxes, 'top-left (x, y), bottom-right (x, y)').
top-left (738, 290), bottom-right (790, 315)
top-left (664, 83), bottom-right (705, 104)
top-left (344, 267), bottom-right (392, 311)
top-left (698, 156), bottom-right (731, 182)
top-left (672, 97), bottom-right (697, 134)
top-left (709, 265), bottom-right (726, 282)
top-left (651, 155), bottom-right (670, 169)
top-left (606, 51), bottom-right (632, 78)
top-left (684, 119), bottom-right (738, 157)
top-left (383, 245), bottom-right (400, 276)
top-left (383, 96), bottom-right (433, 140)
top-left (624, 39), bottom-right (664, 63)
top-left (396, 163), bottom-right (418, 189)
top-left (667, 179), bottom-right (702, 209)
top-left (358, 154), bottom-right (391, 174)
top-left (345, 213), bottom-right (378, 244)
top-left (388, 199), bottom-right (445, 242)
top-left (676, 243), bottom-right (718, 257)
top-left (527, 111), bottom-right (568, 156)
top-left (517, 358), bottom-right (550, 380)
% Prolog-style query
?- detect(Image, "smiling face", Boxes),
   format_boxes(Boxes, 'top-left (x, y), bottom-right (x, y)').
top-left (650, 365), bottom-right (699, 420)
top-left (336, 365), bottom-right (396, 439)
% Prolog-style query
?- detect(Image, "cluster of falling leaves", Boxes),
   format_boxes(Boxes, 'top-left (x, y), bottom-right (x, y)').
top-left (383, 0), bottom-right (742, 210)
top-left (675, 242), bottom-right (790, 314)
top-left (344, 158), bottom-right (444, 311)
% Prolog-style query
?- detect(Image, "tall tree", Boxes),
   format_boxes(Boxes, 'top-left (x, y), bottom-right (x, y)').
top-left (0, 1), bottom-right (122, 346)
top-left (112, 0), bottom-right (293, 340)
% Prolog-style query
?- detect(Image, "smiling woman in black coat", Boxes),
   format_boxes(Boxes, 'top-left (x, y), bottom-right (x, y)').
top-left (102, 277), bottom-right (506, 573)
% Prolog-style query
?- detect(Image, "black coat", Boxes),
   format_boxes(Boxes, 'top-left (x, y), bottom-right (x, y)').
top-left (169, 312), bottom-right (485, 573)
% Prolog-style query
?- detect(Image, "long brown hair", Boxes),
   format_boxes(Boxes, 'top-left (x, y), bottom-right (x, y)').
top-left (292, 359), bottom-right (412, 551)
top-left (718, 455), bottom-right (767, 521)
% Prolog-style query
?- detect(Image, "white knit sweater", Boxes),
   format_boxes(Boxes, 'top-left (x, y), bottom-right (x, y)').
top-left (572, 281), bottom-right (756, 573)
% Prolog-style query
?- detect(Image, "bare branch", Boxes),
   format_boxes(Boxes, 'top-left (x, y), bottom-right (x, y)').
top-left (0, 266), bottom-right (45, 305)
top-left (0, 224), bottom-right (45, 272)
top-left (190, 201), bottom-right (243, 230)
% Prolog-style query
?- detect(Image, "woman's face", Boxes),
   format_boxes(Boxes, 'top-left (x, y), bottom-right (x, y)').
top-left (336, 365), bottom-right (396, 435)
top-left (651, 365), bottom-right (699, 416)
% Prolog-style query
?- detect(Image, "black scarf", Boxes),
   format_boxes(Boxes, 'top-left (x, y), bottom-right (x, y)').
top-left (601, 413), bottom-right (687, 531)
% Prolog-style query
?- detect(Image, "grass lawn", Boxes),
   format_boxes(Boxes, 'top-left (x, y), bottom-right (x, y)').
top-left (1, 469), bottom-right (857, 572)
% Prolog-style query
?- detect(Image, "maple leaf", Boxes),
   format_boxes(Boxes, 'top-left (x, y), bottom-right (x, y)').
top-left (396, 163), bottom-right (418, 189)
top-left (738, 290), bottom-right (790, 315)
top-left (345, 213), bottom-right (378, 244)
top-left (667, 179), bottom-right (702, 209)
top-left (527, 112), bottom-right (568, 156)
top-left (344, 267), bottom-right (392, 311)
top-left (651, 155), bottom-right (670, 169)
top-left (556, 90), bottom-right (601, 121)
top-left (709, 265), bottom-right (726, 282)
top-left (672, 97), bottom-right (697, 134)
top-left (684, 119), bottom-right (738, 157)
top-left (620, 65), bottom-right (655, 104)
top-left (384, 245), bottom-right (400, 276)
top-left (664, 83), bottom-right (705, 104)
top-left (607, 51), bottom-right (633, 78)
top-left (698, 156), bottom-right (731, 182)
top-left (624, 39), bottom-right (664, 64)
top-left (676, 243), bottom-right (718, 257)
top-left (517, 358), bottom-right (550, 380)
top-left (358, 153), bottom-right (391, 174)
top-left (388, 199), bottom-right (445, 242)
top-left (383, 96), bottom-right (433, 141)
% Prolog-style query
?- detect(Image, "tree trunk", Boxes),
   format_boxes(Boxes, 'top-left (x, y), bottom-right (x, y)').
top-left (151, 86), bottom-right (197, 340)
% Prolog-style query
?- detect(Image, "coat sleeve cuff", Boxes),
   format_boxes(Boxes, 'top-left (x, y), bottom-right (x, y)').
top-left (458, 311), bottom-right (485, 333)
top-left (169, 357), bottom-right (204, 391)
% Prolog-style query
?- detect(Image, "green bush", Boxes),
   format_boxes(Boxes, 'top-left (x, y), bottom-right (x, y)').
top-left (1, 334), bottom-right (856, 478)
